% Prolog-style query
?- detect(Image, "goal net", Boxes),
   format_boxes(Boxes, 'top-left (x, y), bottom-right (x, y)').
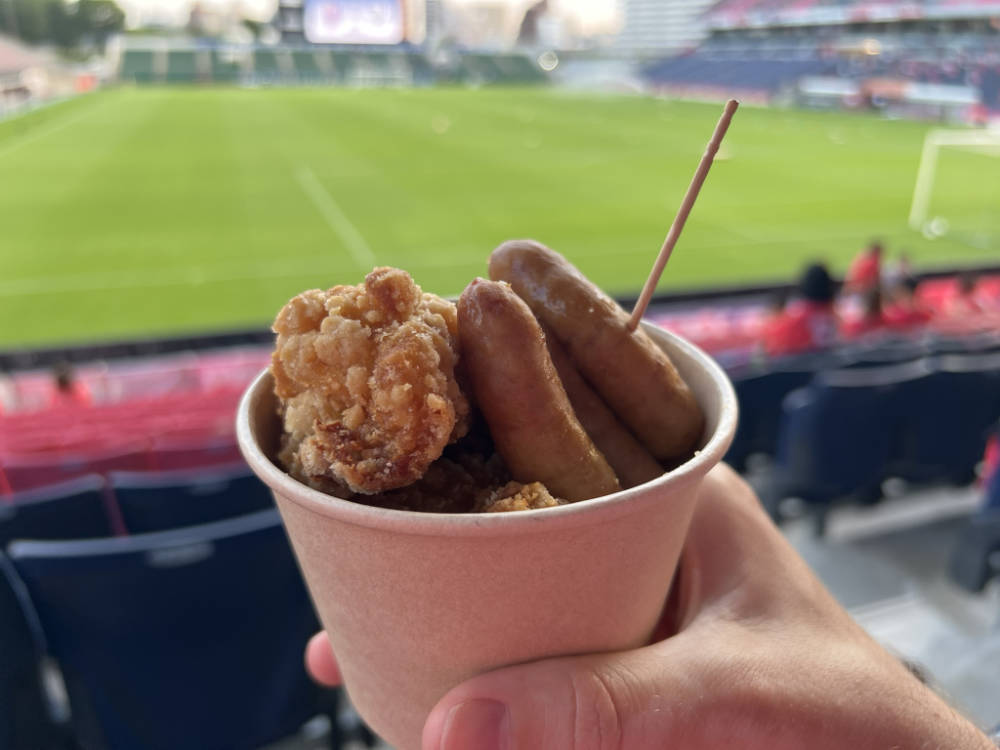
top-left (908, 128), bottom-right (1000, 248)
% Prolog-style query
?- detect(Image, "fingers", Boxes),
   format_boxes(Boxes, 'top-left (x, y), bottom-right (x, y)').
top-left (422, 643), bottom-right (707, 750)
top-left (305, 631), bottom-right (342, 687)
top-left (675, 463), bottom-right (853, 633)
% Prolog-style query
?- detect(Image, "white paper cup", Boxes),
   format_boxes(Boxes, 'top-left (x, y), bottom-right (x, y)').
top-left (237, 324), bottom-right (737, 750)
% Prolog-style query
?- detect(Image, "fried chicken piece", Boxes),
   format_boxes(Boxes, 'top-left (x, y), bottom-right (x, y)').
top-left (477, 481), bottom-right (565, 513)
top-left (272, 267), bottom-right (469, 494)
top-left (358, 447), bottom-right (509, 514)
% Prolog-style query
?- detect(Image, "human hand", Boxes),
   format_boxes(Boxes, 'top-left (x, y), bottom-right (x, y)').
top-left (306, 464), bottom-right (992, 750)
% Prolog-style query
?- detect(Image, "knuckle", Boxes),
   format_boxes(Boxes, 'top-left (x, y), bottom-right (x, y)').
top-left (569, 664), bottom-right (630, 750)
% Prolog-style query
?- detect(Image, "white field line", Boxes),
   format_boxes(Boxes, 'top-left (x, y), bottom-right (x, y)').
top-left (0, 98), bottom-right (103, 160)
top-left (0, 258), bottom-right (338, 298)
top-left (294, 166), bottom-right (376, 270)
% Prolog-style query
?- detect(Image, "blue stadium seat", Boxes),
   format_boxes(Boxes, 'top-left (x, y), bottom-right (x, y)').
top-left (109, 463), bottom-right (273, 534)
top-left (1, 475), bottom-right (114, 750)
top-left (838, 339), bottom-right (929, 369)
top-left (948, 467), bottom-right (1000, 592)
top-left (0, 553), bottom-right (63, 750)
top-left (0, 475), bottom-right (114, 547)
top-left (767, 361), bottom-right (932, 531)
top-left (888, 353), bottom-right (1000, 485)
top-left (726, 352), bottom-right (836, 469)
top-left (5, 509), bottom-right (337, 750)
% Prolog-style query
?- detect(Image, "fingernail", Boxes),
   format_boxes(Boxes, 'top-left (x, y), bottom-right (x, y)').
top-left (440, 699), bottom-right (509, 750)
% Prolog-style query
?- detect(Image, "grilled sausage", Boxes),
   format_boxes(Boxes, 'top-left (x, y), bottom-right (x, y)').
top-left (489, 239), bottom-right (704, 462)
top-left (457, 278), bottom-right (621, 502)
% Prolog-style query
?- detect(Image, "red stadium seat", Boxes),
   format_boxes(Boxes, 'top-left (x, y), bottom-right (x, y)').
top-left (0, 448), bottom-right (154, 494)
top-left (147, 437), bottom-right (244, 471)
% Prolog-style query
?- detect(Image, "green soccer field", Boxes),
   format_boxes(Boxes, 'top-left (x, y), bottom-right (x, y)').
top-left (1, 86), bottom-right (996, 348)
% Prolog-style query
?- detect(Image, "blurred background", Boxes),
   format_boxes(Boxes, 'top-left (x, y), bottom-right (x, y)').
top-left (1, 0), bottom-right (999, 748)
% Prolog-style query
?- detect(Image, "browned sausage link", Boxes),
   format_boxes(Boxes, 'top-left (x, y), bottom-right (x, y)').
top-left (489, 239), bottom-right (705, 462)
top-left (544, 328), bottom-right (665, 489)
top-left (457, 278), bottom-right (621, 502)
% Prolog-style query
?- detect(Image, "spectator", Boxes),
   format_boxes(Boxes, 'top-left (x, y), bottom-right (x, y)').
top-left (883, 277), bottom-right (932, 331)
top-left (882, 251), bottom-right (914, 290)
top-left (844, 240), bottom-right (883, 294)
top-left (945, 272), bottom-right (985, 317)
top-left (841, 286), bottom-right (888, 340)
top-left (48, 361), bottom-right (92, 408)
top-left (762, 263), bottom-right (839, 357)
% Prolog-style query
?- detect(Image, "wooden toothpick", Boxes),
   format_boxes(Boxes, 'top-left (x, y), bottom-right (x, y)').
top-left (627, 99), bottom-right (739, 333)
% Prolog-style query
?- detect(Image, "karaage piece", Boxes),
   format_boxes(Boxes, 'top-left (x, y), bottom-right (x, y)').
top-left (272, 267), bottom-right (469, 494)
top-left (359, 446), bottom-right (510, 514)
top-left (477, 481), bottom-right (565, 513)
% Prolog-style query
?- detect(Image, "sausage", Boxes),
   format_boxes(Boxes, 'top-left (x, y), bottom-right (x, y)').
top-left (457, 278), bottom-right (621, 502)
top-left (544, 329), bottom-right (665, 488)
top-left (489, 239), bottom-right (704, 462)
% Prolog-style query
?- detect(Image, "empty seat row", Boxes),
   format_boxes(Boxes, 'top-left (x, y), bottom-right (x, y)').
top-left (1, 436), bottom-right (244, 494)
top-left (725, 338), bottom-right (1000, 470)
top-left (0, 463), bottom-right (272, 542)
top-left (1, 509), bottom-right (343, 750)
top-left (764, 354), bottom-right (1000, 530)
top-left (0, 386), bottom-right (245, 458)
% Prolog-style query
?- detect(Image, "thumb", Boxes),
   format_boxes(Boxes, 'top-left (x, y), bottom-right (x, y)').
top-left (422, 640), bottom-right (703, 750)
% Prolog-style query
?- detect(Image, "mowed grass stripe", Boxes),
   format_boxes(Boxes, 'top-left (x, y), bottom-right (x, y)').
top-left (0, 87), bottom-right (995, 348)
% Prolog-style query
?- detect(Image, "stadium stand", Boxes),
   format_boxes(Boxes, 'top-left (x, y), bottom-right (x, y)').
top-left (638, 0), bottom-right (1000, 117)
top-left (165, 49), bottom-right (201, 84)
top-left (291, 49), bottom-right (325, 82)
top-left (0, 475), bottom-right (116, 545)
top-left (251, 48), bottom-right (285, 84)
top-left (764, 361), bottom-right (922, 532)
top-left (0, 550), bottom-right (65, 750)
top-left (4, 509), bottom-right (341, 750)
top-left (119, 49), bottom-right (158, 84)
top-left (0, 447), bottom-right (151, 494)
top-left (725, 352), bottom-right (834, 471)
top-left (765, 351), bottom-right (1000, 532)
top-left (0, 476), bottom-right (118, 750)
top-left (109, 463), bottom-right (273, 534)
top-left (209, 49), bottom-right (242, 84)
top-left (116, 40), bottom-right (548, 88)
top-left (949, 449), bottom-right (1000, 591)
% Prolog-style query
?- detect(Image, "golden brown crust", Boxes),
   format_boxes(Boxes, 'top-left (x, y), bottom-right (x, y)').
top-left (477, 481), bottom-right (565, 513)
top-left (489, 239), bottom-right (704, 462)
top-left (457, 278), bottom-right (621, 502)
top-left (271, 267), bottom-right (469, 494)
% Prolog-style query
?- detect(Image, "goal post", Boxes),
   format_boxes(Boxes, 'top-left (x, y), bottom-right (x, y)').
top-left (909, 128), bottom-right (1000, 237)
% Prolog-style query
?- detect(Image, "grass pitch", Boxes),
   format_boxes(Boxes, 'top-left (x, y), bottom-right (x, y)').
top-left (0, 87), bottom-right (995, 348)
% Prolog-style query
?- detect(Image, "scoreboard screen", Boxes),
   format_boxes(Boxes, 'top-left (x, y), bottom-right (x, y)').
top-left (303, 0), bottom-right (407, 45)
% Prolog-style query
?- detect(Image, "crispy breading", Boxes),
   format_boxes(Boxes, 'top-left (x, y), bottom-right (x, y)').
top-left (272, 267), bottom-right (469, 494)
top-left (358, 446), bottom-right (510, 514)
top-left (477, 481), bottom-right (565, 513)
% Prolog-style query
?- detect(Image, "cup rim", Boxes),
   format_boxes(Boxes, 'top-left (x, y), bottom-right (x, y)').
top-left (237, 325), bottom-right (737, 537)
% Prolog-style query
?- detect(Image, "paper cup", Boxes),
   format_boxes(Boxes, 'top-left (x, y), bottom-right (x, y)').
top-left (237, 324), bottom-right (736, 750)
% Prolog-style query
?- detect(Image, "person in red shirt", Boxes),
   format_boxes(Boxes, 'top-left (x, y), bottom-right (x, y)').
top-left (763, 263), bottom-right (839, 357)
top-left (841, 286), bottom-right (889, 340)
top-left (844, 241), bottom-right (883, 294)
top-left (944, 272), bottom-right (985, 318)
top-left (47, 361), bottom-right (92, 408)
top-left (883, 277), bottom-right (933, 331)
